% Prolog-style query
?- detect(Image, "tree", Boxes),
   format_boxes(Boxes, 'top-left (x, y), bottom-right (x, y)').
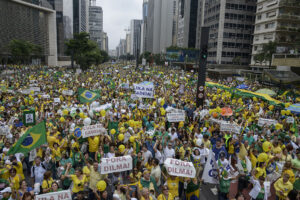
top-left (9, 39), bottom-right (42, 64)
top-left (262, 41), bottom-right (277, 67)
top-left (253, 53), bottom-right (265, 65)
top-left (139, 51), bottom-right (152, 64)
top-left (65, 32), bottom-right (106, 71)
top-left (232, 56), bottom-right (242, 65)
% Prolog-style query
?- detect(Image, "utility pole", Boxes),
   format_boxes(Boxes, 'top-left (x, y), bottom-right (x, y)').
top-left (196, 27), bottom-right (209, 107)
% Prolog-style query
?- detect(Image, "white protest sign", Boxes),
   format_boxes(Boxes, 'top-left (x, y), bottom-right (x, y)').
top-left (29, 87), bottom-right (40, 92)
top-left (202, 150), bottom-right (218, 184)
top-left (258, 118), bottom-right (278, 127)
top-left (54, 98), bottom-right (61, 103)
top-left (82, 124), bottom-right (106, 138)
top-left (100, 156), bottom-right (132, 174)
top-left (167, 111), bottom-right (186, 122)
top-left (35, 190), bottom-right (72, 200)
top-left (0, 126), bottom-right (10, 136)
top-left (164, 158), bottom-right (196, 178)
top-left (130, 94), bottom-right (139, 100)
top-left (133, 83), bottom-right (154, 98)
top-left (220, 123), bottom-right (241, 134)
top-left (42, 94), bottom-right (50, 99)
top-left (62, 90), bottom-right (73, 96)
top-left (286, 117), bottom-right (294, 124)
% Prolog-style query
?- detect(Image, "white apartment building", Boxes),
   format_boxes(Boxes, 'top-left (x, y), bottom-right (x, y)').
top-left (251, 0), bottom-right (300, 66)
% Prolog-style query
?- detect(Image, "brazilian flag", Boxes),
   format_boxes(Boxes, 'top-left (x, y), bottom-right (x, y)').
top-left (186, 181), bottom-right (200, 200)
top-left (78, 88), bottom-right (100, 103)
top-left (7, 121), bottom-right (47, 155)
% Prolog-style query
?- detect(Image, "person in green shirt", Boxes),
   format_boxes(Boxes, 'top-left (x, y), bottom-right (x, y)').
top-left (218, 170), bottom-right (234, 200)
top-left (292, 152), bottom-right (300, 175)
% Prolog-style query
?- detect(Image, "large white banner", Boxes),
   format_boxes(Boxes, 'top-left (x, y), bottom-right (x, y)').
top-left (220, 123), bottom-right (241, 134)
top-left (62, 90), bottom-right (74, 96)
top-left (100, 156), bottom-right (132, 174)
top-left (133, 83), bottom-right (154, 98)
top-left (164, 158), bottom-right (196, 178)
top-left (82, 124), bottom-right (107, 138)
top-left (35, 190), bottom-right (72, 200)
top-left (167, 109), bottom-right (186, 122)
top-left (258, 118), bottom-right (278, 127)
top-left (202, 150), bottom-right (218, 184)
top-left (29, 87), bottom-right (40, 92)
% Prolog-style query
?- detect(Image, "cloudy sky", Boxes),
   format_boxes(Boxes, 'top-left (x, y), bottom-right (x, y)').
top-left (97, 0), bottom-right (143, 50)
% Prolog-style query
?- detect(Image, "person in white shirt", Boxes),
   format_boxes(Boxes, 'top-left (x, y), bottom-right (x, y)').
top-left (142, 145), bottom-right (152, 166)
top-left (153, 140), bottom-right (164, 164)
top-left (168, 129), bottom-right (178, 144)
top-left (31, 157), bottom-right (46, 185)
top-left (163, 142), bottom-right (175, 161)
top-left (150, 158), bottom-right (161, 187)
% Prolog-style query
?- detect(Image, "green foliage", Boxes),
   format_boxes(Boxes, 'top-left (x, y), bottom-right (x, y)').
top-left (65, 32), bottom-right (107, 70)
top-left (232, 56), bottom-right (242, 65)
top-left (254, 41), bottom-right (277, 67)
top-left (9, 39), bottom-right (42, 64)
top-left (139, 51), bottom-right (152, 64)
top-left (166, 46), bottom-right (198, 51)
top-left (254, 53), bottom-right (265, 65)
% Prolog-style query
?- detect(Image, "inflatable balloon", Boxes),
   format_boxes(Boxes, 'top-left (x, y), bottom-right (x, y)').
top-left (110, 129), bottom-right (116, 135)
top-left (120, 127), bottom-right (125, 133)
top-left (286, 110), bottom-right (291, 115)
top-left (268, 105), bottom-right (274, 110)
top-left (83, 117), bottom-right (91, 126)
top-left (79, 112), bottom-right (85, 118)
top-left (118, 134), bottom-right (124, 141)
top-left (262, 141), bottom-right (272, 153)
top-left (119, 144), bottom-right (125, 152)
top-left (129, 136), bottom-right (135, 143)
top-left (281, 110), bottom-right (286, 116)
top-left (253, 97), bottom-right (258, 102)
top-left (179, 121), bottom-right (184, 128)
top-left (59, 117), bottom-right (65, 123)
top-left (62, 109), bottom-right (69, 116)
top-left (257, 153), bottom-right (268, 163)
top-left (97, 180), bottom-right (106, 192)
top-left (212, 112), bottom-right (218, 118)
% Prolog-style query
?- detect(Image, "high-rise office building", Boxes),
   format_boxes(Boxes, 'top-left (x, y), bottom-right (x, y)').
top-left (126, 33), bottom-right (131, 54)
top-left (177, 0), bottom-right (199, 48)
top-left (251, 0), bottom-right (300, 66)
top-left (204, 0), bottom-right (256, 66)
top-left (146, 0), bottom-right (178, 53)
top-left (73, 0), bottom-right (89, 34)
top-left (140, 0), bottom-right (148, 54)
top-left (130, 19), bottom-right (143, 56)
top-left (89, 0), bottom-right (103, 49)
top-left (101, 32), bottom-right (108, 52)
top-left (0, 0), bottom-right (57, 65)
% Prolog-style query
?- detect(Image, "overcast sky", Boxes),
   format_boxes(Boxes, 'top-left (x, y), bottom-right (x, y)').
top-left (97, 0), bottom-right (143, 50)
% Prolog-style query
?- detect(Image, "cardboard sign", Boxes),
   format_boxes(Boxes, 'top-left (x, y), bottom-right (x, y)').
top-left (167, 111), bottom-right (186, 122)
top-left (35, 190), bottom-right (72, 200)
top-left (286, 117), bottom-right (294, 124)
top-left (54, 98), bottom-right (61, 103)
top-left (258, 118), bottom-right (278, 127)
top-left (82, 124), bottom-right (107, 138)
top-left (62, 90), bottom-right (73, 96)
top-left (29, 87), bottom-right (40, 92)
top-left (23, 111), bottom-right (36, 127)
top-left (133, 83), bottom-right (154, 98)
top-left (220, 123), bottom-right (241, 134)
top-left (100, 156), bottom-right (132, 174)
top-left (164, 158), bottom-right (196, 178)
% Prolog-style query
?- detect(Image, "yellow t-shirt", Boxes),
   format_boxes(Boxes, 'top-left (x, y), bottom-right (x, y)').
top-left (203, 140), bottom-right (211, 149)
top-left (51, 148), bottom-right (62, 160)
top-left (282, 169), bottom-right (295, 183)
top-left (167, 177), bottom-right (180, 197)
top-left (70, 175), bottom-right (88, 193)
top-left (157, 193), bottom-right (174, 200)
top-left (88, 136), bottom-right (100, 153)
top-left (82, 166), bottom-right (91, 179)
top-left (9, 175), bottom-right (20, 190)
top-left (13, 162), bottom-right (24, 180)
top-left (47, 135), bottom-right (58, 148)
top-left (274, 178), bottom-right (293, 199)
top-left (141, 196), bottom-right (153, 200)
top-left (255, 167), bottom-right (266, 179)
top-left (42, 178), bottom-right (54, 189)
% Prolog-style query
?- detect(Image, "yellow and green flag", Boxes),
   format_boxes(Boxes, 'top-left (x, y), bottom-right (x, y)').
top-left (78, 88), bottom-right (100, 103)
top-left (8, 121), bottom-right (47, 155)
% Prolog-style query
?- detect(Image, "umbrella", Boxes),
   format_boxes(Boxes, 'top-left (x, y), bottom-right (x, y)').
top-left (221, 107), bottom-right (233, 116)
top-left (236, 84), bottom-right (249, 89)
top-left (255, 88), bottom-right (276, 96)
top-left (286, 103), bottom-right (300, 114)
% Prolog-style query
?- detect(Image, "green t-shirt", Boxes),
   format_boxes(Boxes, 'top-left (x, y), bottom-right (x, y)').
top-left (62, 168), bottom-right (75, 187)
top-left (257, 187), bottom-right (265, 199)
top-left (292, 158), bottom-right (300, 174)
top-left (219, 177), bottom-right (231, 194)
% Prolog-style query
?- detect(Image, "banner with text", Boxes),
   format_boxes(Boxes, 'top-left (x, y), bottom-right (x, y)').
top-left (164, 158), bottom-right (196, 178)
top-left (35, 190), bottom-right (72, 200)
top-left (258, 118), bottom-right (278, 127)
top-left (220, 123), bottom-right (241, 134)
top-left (167, 110), bottom-right (186, 122)
top-left (62, 90), bottom-right (74, 96)
top-left (100, 155), bottom-right (132, 174)
top-left (82, 124), bottom-right (107, 138)
top-left (133, 83), bottom-right (154, 98)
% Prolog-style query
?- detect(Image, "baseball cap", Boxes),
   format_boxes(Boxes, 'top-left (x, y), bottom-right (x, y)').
top-left (0, 187), bottom-right (11, 193)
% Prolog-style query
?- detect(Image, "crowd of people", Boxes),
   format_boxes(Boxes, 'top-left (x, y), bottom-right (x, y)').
top-left (0, 64), bottom-right (299, 200)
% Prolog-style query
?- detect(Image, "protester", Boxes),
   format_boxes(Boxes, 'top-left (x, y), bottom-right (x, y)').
top-left (0, 64), bottom-right (299, 200)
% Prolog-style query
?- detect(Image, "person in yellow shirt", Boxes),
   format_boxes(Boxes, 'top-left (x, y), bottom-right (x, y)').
top-left (8, 168), bottom-right (20, 190)
top-left (282, 161), bottom-right (295, 183)
top-left (139, 188), bottom-right (153, 200)
top-left (88, 136), bottom-right (100, 159)
top-left (157, 185), bottom-right (174, 200)
top-left (42, 171), bottom-right (54, 193)
top-left (179, 141), bottom-right (191, 160)
top-left (63, 163), bottom-right (88, 196)
top-left (162, 172), bottom-right (180, 199)
top-left (203, 135), bottom-right (211, 149)
top-left (274, 173), bottom-right (293, 200)
top-left (11, 156), bottom-right (24, 180)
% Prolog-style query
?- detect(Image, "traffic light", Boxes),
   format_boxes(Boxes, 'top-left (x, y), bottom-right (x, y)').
top-left (201, 45), bottom-right (208, 60)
